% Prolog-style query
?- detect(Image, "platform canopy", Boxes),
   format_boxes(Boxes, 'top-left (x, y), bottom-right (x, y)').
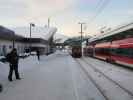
top-left (89, 22), bottom-right (133, 43)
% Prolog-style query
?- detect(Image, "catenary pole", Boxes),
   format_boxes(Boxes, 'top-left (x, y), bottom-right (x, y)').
top-left (78, 22), bottom-right (85, 57)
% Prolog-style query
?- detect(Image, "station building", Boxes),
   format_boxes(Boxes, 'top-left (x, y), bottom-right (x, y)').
top-left (0, 26), bottom-right (56, 56)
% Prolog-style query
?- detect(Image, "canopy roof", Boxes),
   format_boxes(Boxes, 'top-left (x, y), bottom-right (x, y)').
top-left (89, 22), bottom-right (133, 43)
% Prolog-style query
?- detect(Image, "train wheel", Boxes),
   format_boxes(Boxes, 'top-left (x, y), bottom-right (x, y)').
top-left (106, 58), bottom-right (110, 62)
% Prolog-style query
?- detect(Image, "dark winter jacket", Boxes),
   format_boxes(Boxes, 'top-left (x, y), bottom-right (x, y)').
top-left (6, 52), bottom-right (19, 65)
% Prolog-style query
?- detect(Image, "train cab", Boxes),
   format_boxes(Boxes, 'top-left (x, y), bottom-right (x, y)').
top-left (71, 46), bottom-right (82, 58)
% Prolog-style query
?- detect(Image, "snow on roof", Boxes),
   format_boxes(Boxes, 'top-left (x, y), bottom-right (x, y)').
top-left (42, 27), bottom-right (57, 40)
top-left (54, 33), bottom-right (69, 43)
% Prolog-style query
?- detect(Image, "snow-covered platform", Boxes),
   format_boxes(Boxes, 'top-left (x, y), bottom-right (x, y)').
top-left (0, 51), bottom-right (133, 100)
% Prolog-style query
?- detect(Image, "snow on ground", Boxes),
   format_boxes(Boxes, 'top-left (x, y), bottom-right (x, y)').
top-left (78, 59), bottom-right (133, 100)
top-left (0, 55), bottom-right (38, 81)
top-left (84, 57), bottom-right (133, 94)
top-left (68, 57), bottom-right (106, 100)
top-left (1, 51), bottom-right (133, 100)
top-left (0, 55), bottom-right (41, 93)
top-left (0, 51), bottom-right (105, 100)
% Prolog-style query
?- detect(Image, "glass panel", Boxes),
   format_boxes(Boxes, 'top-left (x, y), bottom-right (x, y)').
top-left (111, 48), bottom-right (133, 58)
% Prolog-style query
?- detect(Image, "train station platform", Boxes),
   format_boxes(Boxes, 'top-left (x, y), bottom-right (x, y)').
top-left (0, 51), bottom-right (133, 100)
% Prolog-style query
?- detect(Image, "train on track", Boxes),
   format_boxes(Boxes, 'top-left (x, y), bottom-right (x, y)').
top-left (71, 45), bottom-right (82, 58)
top-left (84, 22), bottom-right (133, 68)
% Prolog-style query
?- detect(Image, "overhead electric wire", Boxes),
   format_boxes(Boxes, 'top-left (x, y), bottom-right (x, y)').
top-left (93, 0), bottom-right (106, 12)
top-left (88, 0), bottom-right (111, 24)
top-left (85, 0), bottom-right (104, 26)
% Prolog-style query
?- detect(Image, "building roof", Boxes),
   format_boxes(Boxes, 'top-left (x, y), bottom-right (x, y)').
top-left (0, 26), bottom-right (15, 40)
top-left (0, 26), bottom-right (49, 44)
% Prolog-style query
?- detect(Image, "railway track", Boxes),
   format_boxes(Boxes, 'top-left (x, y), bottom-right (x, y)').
top-left (86, 57), bottom-right (133, 73)
top-left (82, 58), bottom-right (133, 97)
top-left (75, 58), bottom-right (133, 100)
top-left (75, 59), bottom-right (109, 100)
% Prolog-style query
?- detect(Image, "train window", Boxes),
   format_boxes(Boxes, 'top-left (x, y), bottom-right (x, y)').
top-left (126, 48), bottom-right (133, 58)
top-left (111, 48), bottom-right (133, 58)
top-left (95, 48), bottom-right (110, 55)
top-left (126, 35), bottom-right (133, 38)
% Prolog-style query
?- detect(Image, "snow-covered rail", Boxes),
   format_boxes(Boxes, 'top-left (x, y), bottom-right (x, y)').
top-left (76, 58), bottom-right (133, 100)
top-left (75, 59), bottom-right (109, 100)
top-left (82, 58), bottom-right (133, 97)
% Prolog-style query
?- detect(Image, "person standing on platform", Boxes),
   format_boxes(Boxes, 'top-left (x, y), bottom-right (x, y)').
top-left (6, 48), bottom-right (21, 81)
top-left (0, 84), bottom-right (3, 92)
top-left (36, 50), bottom-right (40, 61)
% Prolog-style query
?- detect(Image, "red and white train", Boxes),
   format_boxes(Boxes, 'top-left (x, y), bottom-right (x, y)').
top-left (85, 23), bottom-right (133, 68)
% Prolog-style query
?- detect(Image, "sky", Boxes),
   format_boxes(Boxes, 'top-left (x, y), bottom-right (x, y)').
top-left (0, 0), bottom-right (133, 37)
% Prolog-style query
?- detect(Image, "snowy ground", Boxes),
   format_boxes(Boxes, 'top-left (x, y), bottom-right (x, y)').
top-left (77, 57), bottom-right (133, 100)
top-left (0, 51), bottom-right (133, 100)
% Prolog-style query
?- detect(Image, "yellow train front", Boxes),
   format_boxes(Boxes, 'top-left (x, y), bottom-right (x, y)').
top-left (71, 46), bottom-right (82, 58)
